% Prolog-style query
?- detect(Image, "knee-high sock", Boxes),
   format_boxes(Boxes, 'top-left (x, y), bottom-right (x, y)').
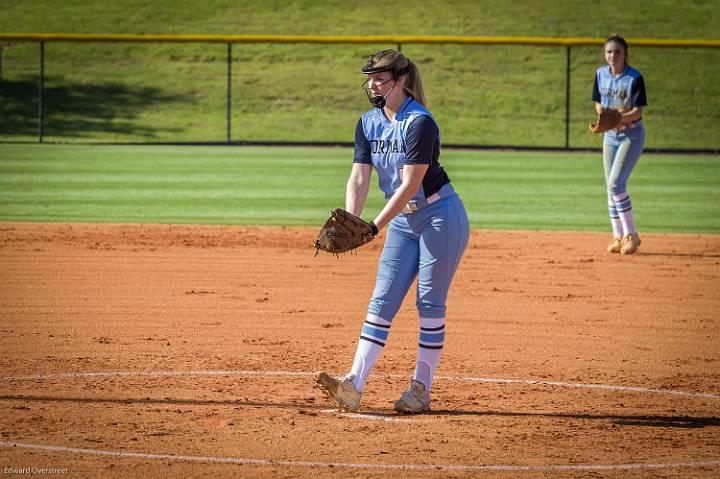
top-left (349, 314), bottom-right (391, 392)
top-left (612, 193), bottom-right (636, 235)
top-left (608, 200), bottom-right (624, 238)
top-left (413, 317), bottom-right (445, 391)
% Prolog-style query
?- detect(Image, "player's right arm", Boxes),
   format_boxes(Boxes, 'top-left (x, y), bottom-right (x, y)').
top-left (346, 163), bottom-right (371, 217)
top-left (347, 117), bottom-right (372, 217)
top-left (592, 71), bottom-right (603, 114)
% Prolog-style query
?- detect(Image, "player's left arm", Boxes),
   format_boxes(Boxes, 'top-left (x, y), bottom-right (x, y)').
top-left (620, 74), bottom-right (647, 124)
top-left (619, 106), bottom-right (644, 124)
top-left (371, 115), bottom-right (436, 230)
top-left (372, 164), bottom-right (429, 230)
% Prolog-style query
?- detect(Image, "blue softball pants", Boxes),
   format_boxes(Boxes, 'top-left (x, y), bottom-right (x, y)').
top-left (367, 191), bottom-right (470, 321)
top-left (603, 122), bottom-right (645, 197)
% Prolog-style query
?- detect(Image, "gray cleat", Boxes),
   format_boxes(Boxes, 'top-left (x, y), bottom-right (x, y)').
top-left (394, 379), bottom-right (431, 414)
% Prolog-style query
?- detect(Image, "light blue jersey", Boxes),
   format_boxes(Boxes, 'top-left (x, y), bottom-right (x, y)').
top-left (353, 97), bottom-right (450, 204)
top-left (592, 65), bottom-right (647, 112)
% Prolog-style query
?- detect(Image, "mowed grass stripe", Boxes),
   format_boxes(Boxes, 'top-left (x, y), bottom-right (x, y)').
top-left (0, 145), bottom-right (718, 233)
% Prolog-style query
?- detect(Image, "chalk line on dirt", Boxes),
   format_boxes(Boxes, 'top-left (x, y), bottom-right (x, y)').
top-left (1, 369), bottom-right (717, 399)
top-left (2, 369), bottom-right (718, 472)
top-left (0, 441), bottom-right (718, 472)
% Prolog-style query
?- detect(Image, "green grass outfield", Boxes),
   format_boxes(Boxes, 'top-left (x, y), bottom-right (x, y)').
top-left (1, 144), bottom-right (718, 233)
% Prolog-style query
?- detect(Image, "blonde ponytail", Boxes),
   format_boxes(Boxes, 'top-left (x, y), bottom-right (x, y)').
top-left (402, 60), bottom-right (427, 107)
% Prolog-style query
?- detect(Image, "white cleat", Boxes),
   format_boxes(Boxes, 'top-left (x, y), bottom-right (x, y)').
top-left (394, 379), bottom-right (431, 414)
top-left (620, 232), bottom-right (641, 255)
top-left (607, 236), bottom-right (622, 254)
top-left (314, 371), bottom-right (362, 412)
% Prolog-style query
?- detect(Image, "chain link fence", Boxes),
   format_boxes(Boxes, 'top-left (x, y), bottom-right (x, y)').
top-left (1, 35), bottom-right (718, 152)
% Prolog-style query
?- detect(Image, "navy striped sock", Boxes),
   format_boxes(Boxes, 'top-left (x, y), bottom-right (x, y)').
top-left (349, 314), bottom-right (392, 391)
top-left (608, 200), bottom-right (623, 237)
top-left (414, 317), bottom-right (445, 391)
top-left (612, 193), bottom-right (636, 235)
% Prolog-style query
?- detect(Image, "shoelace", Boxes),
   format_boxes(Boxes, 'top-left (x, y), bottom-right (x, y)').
top-left (407, 381), bottom-right (425, 398)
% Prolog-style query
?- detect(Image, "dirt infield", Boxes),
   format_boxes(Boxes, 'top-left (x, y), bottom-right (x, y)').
top-left (1, 222), bottom-right (719, 478)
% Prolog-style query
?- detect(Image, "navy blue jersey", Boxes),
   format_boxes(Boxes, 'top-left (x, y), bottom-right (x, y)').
top-left (353, 97), bottom-right (450, 202)
top-left (592, 65), bottom-right (647, 112)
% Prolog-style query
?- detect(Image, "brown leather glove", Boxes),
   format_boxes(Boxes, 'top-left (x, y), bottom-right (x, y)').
top-left (589, 108), bottom-right (623, 133)
top-left (314, 208), bottom-right (377, 255)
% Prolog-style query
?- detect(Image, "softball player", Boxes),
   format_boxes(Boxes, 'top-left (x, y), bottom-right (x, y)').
top-left (315, 49), bottom-right (470, 413)
top-left (593, 34), bottom-right (648, 254)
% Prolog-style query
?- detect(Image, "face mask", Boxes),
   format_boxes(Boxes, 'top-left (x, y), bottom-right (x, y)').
top-left (365, 79), bottom-right (397, 109)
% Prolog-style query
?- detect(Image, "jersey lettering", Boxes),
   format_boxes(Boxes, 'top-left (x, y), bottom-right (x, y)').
top-left (370, 139), bottom-right (407, 155)
top-left (598, 87), bottom-right (628, 102)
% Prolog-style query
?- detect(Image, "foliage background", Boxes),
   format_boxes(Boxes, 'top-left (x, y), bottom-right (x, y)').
top-left (1, 0), bottom-right (719, 149)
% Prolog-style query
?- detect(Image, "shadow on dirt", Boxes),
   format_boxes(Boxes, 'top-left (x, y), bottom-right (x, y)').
top-left (2, 394), bottom-right (719, 429)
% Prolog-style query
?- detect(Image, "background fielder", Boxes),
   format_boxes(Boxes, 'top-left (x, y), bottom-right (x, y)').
top-left (592, 34), bottom-right (648, 255)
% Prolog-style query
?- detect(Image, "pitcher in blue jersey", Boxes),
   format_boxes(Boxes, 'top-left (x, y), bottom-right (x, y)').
top-left (315, 49), bottom-right (470, 413)
top-left (592, 35), bottom-right (648, 254)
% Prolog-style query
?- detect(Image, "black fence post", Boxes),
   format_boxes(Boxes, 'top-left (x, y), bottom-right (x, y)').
top-left (564, 45), bottom-right (571, 149)
top-left (227, 43), bottom-right (232, 144)
top-left (38, 41), bottom-right (44, 143)
top-left (397, 43), bottom-right (402, 52)
top-left (0, 45), bottom-right (3, 81)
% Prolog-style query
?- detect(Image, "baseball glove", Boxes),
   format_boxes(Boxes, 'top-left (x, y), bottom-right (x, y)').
top-left (314, 208), bottom-right (377, 255)
top-left (589, 108), bottom-right (623, 133)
